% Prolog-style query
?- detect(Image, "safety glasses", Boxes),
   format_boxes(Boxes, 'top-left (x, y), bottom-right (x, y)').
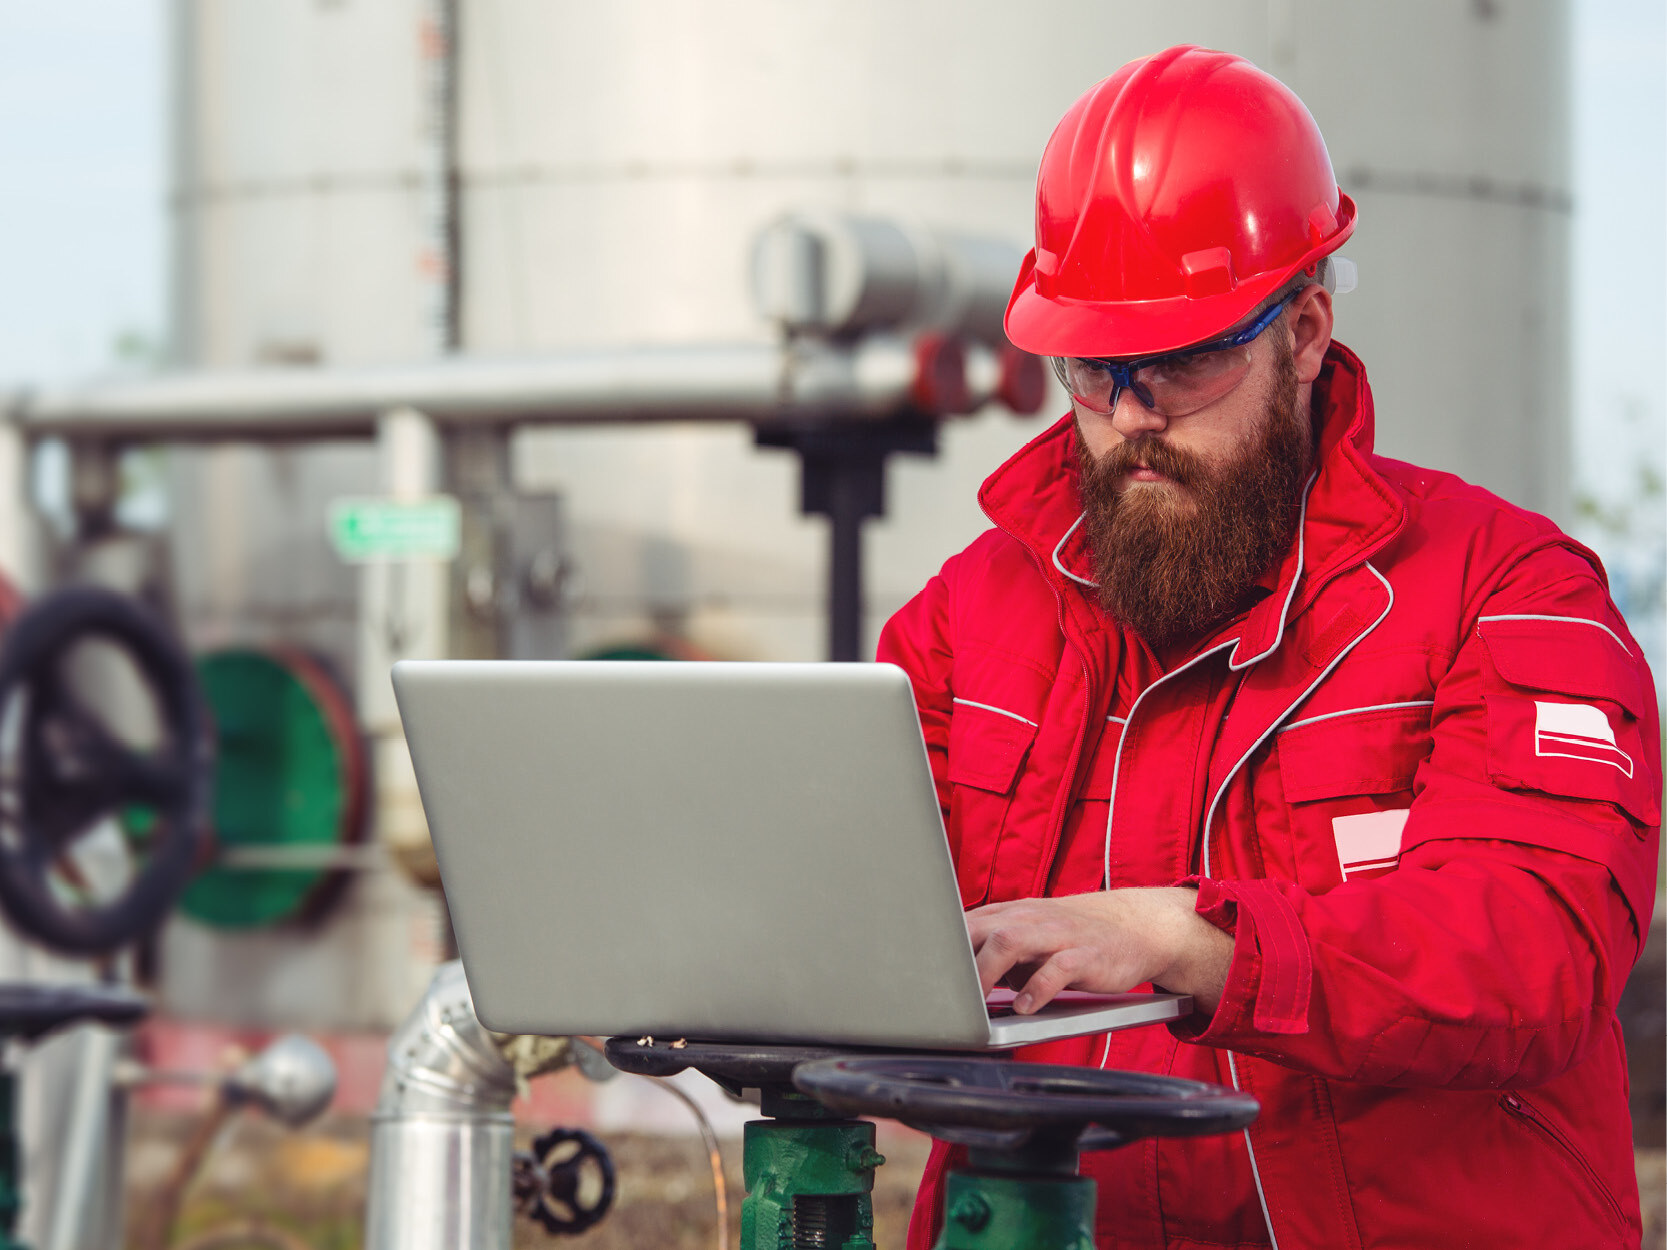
top-left (1050, 292), bottom-right (1294, 418)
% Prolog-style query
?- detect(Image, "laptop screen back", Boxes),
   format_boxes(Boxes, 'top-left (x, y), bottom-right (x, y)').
top-left (393, 660), bottom-right (999, 1048)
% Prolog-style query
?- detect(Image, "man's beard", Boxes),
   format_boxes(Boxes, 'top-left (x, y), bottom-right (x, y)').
top-left (1077, 343), bottom-right (1312, 652)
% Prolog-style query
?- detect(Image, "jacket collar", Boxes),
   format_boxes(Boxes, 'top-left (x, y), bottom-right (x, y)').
top-left (977, 342), bottom-right (1407, 662)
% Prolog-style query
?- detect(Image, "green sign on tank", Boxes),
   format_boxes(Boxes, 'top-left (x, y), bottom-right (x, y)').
top-left (182, 650), bottom-right (365, 929)
top-left (328, 496), bottom-right (461, 562)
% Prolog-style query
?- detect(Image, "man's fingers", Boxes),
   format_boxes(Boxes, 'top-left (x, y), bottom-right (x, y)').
top-left (972, 923), bottom-right (1046, 997)
top-left (964, 899), bottom-right (1023, 947)
top-left (962, 890), bottom-right (1205, 1009)
top-left (1012, 947), bottom-right (1088, 1014)
top-left (998, 962), bottom-right (1043, 992)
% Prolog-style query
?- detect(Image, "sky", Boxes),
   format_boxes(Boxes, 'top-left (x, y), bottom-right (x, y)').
top-left (0, 1), bottom-right (1661, 648)
top-left (0, 2), bottom-right (165, 379)
top-left (1568, 0), bottom-right (1665, 661)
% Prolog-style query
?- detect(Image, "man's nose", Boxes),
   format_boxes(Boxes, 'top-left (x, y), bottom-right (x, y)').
top-left (1110, 386), bottom-right (1168, 439)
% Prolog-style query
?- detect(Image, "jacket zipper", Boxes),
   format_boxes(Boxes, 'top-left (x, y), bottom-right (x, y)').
top-left (1499, 1093), bottom-right (1627, 1230)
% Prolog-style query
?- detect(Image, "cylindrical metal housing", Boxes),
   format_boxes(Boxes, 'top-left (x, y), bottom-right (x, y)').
top-left (364, 1117), bottom-right (515, 1250)
top-left (363, 960), bottom-right (517, 1250)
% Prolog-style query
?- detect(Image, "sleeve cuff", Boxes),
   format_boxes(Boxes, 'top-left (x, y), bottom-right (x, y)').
top-left (1172, 876), bottom-right (1313, 1040)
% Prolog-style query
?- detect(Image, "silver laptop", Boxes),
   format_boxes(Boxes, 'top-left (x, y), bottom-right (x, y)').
top-left (392, 660), bottom-right (1189, 1049)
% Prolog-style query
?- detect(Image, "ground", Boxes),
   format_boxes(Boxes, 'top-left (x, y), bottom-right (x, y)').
top-left (121, 1112), bottom-right (931, 1250)
top-left (120, 1112), bottom-right (1663, 1249)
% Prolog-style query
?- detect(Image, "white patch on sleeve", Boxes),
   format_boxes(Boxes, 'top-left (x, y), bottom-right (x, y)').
top-left (1534, 700), bottom-right (1634, 779)
top-left (1333, 808), bottom-right (1410, 880)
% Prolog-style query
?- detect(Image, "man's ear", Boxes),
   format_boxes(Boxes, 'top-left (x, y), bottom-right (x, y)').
top-left (1287, 283), bottom-right (1333, 384)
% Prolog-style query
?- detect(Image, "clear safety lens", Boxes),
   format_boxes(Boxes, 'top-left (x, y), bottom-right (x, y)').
top-left (1051, 343), bottom-right (1255, 418)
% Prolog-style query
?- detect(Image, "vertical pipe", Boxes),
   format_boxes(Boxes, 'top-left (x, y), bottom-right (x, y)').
top-left (39, 1029), bottom-right (121, 1250)
top-left (361, 407), bottom-right (449, 892)
top-left (826, 477), bottom-right (865, 663)
top-left (364, 962), bottom-right (517, 1250)
top-left (445, 429), bottom-right (510, 662)
top-left (0, 410), bottom-right (36, 594)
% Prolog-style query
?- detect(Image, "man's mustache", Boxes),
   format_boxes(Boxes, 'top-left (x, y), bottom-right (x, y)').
top-left (1094, 435), bottom-right (1206, 489)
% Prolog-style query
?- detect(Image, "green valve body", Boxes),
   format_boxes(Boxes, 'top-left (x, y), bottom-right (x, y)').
top-left (934, 1170), bottom-right (1097, 1250)
top-left (740, 1112), bottom-right (883, 1250)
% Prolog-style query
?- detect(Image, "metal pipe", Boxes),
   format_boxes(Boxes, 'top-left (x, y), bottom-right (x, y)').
top-left (751, 212), bottom-right (1024, 346)
top-left (40, 1026), bottom-right (122, 1250)
top-left (827, 472), bottom-right (865, 663)
top-left (363, 960), bottom-right (520, 1250)
top-left (0, 410), bottom-right (36, 592)
top-left (129, 1089), bottom-right (233, 1250)
top-left (18, 337), bottom-right (932, 444)
top-left (361, 406), bottom-right (450, 891)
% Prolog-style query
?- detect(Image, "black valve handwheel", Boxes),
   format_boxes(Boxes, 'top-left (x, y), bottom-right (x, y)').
top-left (519, 1127), bottom-right (616, 1236)
top-left (0, 982), bottom-right (149, 1042)
top-left (793, 1056), bottom-right (1259, 1154)
top-left (0, 586), bottom-right (210, 956)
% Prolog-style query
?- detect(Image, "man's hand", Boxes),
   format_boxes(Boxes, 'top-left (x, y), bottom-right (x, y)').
top-left (966, 888), bottom-right (1233, 1016)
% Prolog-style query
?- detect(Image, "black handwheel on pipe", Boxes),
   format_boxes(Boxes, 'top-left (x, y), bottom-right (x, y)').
top-left (793, 1056), bottom-right (1259, 1155)
top-left (0, 585), bottom-right (210, 956)
top-left (518, 1127), bottom-right (617, 1236)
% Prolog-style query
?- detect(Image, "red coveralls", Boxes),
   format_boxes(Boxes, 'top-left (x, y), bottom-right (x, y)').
top-left (878, 345), bottom-right (1661, 1249)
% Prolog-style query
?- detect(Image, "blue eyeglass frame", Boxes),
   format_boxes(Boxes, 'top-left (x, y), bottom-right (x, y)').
top-left (1063, 290), bottom-right (1296, 414)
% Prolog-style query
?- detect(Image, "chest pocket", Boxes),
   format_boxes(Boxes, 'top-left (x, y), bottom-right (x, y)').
top-left (946, 700), bottom-right (1037, 907)
top-left (1274, 702), bottom-right (1434, 891)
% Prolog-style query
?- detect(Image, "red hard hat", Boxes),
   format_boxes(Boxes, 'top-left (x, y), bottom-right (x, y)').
top-left (1005, 45), bottom-right (1355, 359)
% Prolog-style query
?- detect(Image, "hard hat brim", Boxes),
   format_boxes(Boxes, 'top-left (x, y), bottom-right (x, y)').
top-left (1004, 195), bottom-right (1357, 359)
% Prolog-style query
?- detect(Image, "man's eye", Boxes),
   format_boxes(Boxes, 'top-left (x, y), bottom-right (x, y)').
top-left (1143, 352), bottom-right (1231, 386)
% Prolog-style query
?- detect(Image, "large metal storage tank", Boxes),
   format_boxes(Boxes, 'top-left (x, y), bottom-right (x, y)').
top-left (172, 0), bottom-right (1572, 662)
top-left (162, 0), bottom-right (1570, 1025)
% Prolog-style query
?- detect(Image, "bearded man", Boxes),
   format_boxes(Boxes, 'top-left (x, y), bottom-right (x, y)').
top-left (878, 46), bottom-right (1660, 1250)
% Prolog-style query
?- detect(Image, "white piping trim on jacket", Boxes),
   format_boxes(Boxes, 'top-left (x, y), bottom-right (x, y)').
top-left (1200, 563), bottom-right (1393, 1250)
top-left (1106, 714), bottom-right (1127, 725)
top-left (1227, 1050), bottom-right (1282, 1250)
top-left (1478, 613), bottom-right (1631, 656)
top-left (1101, 640), bottom-right (1239, 894)
top-left (1277, 699), bottom-right (1435, 735)
top-left (1051, 513), bottom-right (1099, 588)
top-left (1203, 563), bottom-right (1395, 877)
top-left (1228, 470), bottom-right (1318, 672)
top-left (950, 697), bottom-right (1038, 728)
